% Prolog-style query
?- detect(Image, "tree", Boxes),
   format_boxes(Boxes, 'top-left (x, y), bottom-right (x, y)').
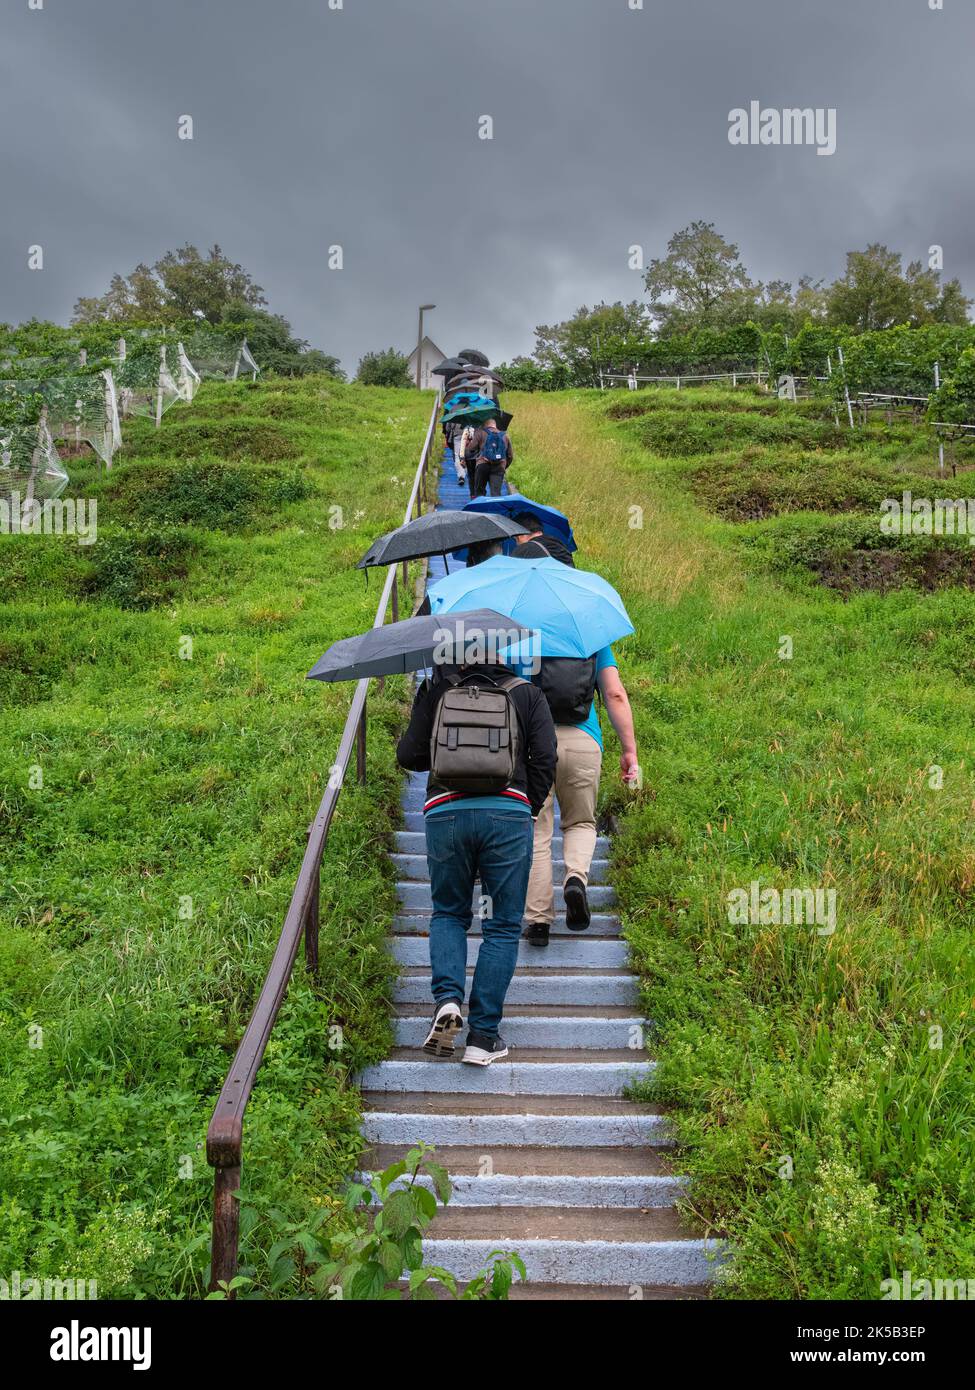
top-left (356, 348), bottom-right (412, 387)
top-left (532, 302), bottom-right (652, 378)
top-left (643, 222), bottom-right (753, 332)
top-left (155, 244), bottom-right (266, 323)
top-left (825, 244), bottom-right (971, 332)
top-left (72, 244), bottom-right (266, 326)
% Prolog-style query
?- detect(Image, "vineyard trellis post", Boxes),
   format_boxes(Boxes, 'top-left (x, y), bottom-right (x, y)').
top-left (155, 347), bottom-right (166, 428)
top-left (837, 346), bottom-right (855, 428)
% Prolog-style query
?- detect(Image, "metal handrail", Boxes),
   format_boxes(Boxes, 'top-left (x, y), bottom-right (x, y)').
top-left (205, 390), bottom-right (442, 1291)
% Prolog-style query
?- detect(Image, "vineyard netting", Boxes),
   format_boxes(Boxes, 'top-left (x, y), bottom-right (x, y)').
top-left (0, 371), bottom-right (121, 466)
top-left (182, 334), bottom-right (260, 381)
top-left (116, 345), bottom-right (182, 421)
top-left (0, 409), bottom-right (69, 511)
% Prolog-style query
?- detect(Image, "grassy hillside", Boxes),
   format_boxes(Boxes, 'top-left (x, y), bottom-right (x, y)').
top-left (505, 386), bottom-right (975, 1300)
top-left (0, 378), bottom-right (431, 1297)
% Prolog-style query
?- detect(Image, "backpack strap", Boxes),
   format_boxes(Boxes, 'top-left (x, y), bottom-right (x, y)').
top-left (453, 670), bottom-right (524, 691)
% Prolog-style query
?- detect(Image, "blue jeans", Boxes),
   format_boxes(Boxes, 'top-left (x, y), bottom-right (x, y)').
top-left (425, 808), bottom-right (533, 1037)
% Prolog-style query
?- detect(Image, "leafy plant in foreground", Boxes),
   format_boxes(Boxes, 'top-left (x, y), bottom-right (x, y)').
top-left (209, 1144), bottom-right (525, 1301)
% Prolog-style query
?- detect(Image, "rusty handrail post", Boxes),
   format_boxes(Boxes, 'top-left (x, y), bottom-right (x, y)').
top-left (356, 700), bottom-right (367, 785)
top-left (209, 1156), bottom-right (242, 1292)
top-left (305, 823), bottom-right (320, 973)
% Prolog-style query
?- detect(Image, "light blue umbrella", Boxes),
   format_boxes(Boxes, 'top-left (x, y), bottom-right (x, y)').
top-left (462, 494), bottom-right (577, 551)
top-left (425, 554), bottom-right (633, 658)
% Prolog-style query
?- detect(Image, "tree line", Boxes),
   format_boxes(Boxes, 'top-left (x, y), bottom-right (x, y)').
top-left (506, 221), bottom-right (971, 384)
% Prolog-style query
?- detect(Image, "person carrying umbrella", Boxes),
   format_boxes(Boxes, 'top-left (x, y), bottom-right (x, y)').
top-left (510, 510), bottom-right (576, 567)
top-left (395, 645), bottom-right (557, 1066)
top-left (425, 554), bottom-right (640, 946)
top-left (473, 417), bottom-right (513, 498)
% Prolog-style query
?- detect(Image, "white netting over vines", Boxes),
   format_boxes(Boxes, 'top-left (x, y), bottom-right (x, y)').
top-left (116, 345), bottom-right (182, 420)
top-left (238, 339), bottom-right (260, 379)
top-left (0, 411), bottom-right (69, 510)
top-left (176, 342), bottom-right (201, 401)
top-left (182, 334), bottom-right (260, 381)
top-left (1, 372), bottom-right (122, 466)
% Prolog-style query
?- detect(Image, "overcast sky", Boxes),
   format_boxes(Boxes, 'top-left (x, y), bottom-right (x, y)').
top-left (2, 0), bottom-right (973, 374)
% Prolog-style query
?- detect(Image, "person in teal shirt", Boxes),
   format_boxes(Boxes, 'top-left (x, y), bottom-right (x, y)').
top-left (522, 644), bottom-right (640, 945)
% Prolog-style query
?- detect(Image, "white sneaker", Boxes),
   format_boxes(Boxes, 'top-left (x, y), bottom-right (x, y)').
top-left (461, 1031), bottom-right (509, 1066)
top-left (422, 1000), bottom-right (464, 1057)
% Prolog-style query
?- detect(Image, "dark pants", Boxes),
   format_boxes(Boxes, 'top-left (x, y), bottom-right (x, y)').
top-left (473, 461), bottom-right (505, 497)
top-left (425, 808), bottom-right (534, 1037)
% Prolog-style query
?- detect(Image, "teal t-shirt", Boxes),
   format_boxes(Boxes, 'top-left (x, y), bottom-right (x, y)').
top-left (577, 646), bottom-right (617, 750)
top-left (515, 646), bottom-right (617, 751)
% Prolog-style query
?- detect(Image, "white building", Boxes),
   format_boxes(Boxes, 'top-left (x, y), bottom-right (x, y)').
top-left (406, 335), bottom-right (446, 390)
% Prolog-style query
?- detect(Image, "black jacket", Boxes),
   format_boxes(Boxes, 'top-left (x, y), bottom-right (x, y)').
top-left (396, 664), bottom-right (557, 817)
top-left (514, 534), bottom-right (575, 567)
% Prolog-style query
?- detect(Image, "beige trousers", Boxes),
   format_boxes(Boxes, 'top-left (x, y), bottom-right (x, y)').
top-left (525, 724), bottom-right (602, 925)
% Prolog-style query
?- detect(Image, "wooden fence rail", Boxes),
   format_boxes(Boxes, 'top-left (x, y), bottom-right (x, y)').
top-left (205, 391), bottom-right (441, 1292)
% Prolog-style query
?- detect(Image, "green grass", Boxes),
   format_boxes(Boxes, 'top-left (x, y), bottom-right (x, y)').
top-left (0, 377), bottom-right (433, 1297)
top-left (506, 386), bottom-right (975, 1300)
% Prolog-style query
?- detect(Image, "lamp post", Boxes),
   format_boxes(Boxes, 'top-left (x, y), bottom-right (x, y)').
top-left (416, 304), bottom-right (436, 388)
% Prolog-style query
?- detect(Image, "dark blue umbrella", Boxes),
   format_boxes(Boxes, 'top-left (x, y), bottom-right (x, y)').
top-left (462, 494), bottom-right (577, 552)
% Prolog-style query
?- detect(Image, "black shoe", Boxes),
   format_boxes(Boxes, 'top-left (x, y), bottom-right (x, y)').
top-left (522, 922), bottom-right (550, 948)
top-left (422, 999), bottom-right (464, 1057)
top-left (462, 1030), bottom-right (509, 1066)
top-left (563, 875), bottom-right (591, 931)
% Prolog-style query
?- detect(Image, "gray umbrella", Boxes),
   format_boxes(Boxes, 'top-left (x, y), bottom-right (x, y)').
top-left (432, 357), bottom-right (469, 377)
top-left (357, 510), bottom-right (529, 569)
top-left (307, 609), bottom-right (533, 683)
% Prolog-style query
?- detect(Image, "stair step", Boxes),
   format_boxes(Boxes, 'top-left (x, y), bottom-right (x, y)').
top-left (396, 881), bottom-right (617, 912)
top-left (391, 1002), bottom-right (638, 1018)
top-left (387, 1046), bottom-right (646, 1062)
top-left (361, 1171), bottom-right (684, 1208)
top-left (391, 936), bottom-right (628, 969)
top-left (419, 1207), bottom-right (720, 1286)
top-left (392, 971), bottom-right (639, 1006)
top-left (394, 830), bottom-right (610, 856)
top-left (392, 852), bottom-right (611, 885)
top-left (356, 1056), bottom-right (653, 1095)
top-left (361, 1100), bottom-right (671, 1148)
top-left (393, 1014), bottom-right (644, 1049)
top-left (363, 1144), bottom-right (673, 1176)
top-left (361, 1090), bottom-right (664, 1115)
top-left (392, 912), bottom-right (621, 937)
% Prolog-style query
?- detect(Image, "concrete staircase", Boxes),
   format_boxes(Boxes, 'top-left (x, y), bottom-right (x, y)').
top-left (356, 449), bottom-right (718, 1299)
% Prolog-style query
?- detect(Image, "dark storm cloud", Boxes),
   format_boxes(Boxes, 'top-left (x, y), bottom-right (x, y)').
top-left (2, 0), bottom-right (973, 373)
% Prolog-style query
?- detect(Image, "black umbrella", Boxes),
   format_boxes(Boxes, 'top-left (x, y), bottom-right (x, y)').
top-left (432, 357), bottom-right (469, 377)
top-left (457, 349), bottom-right (491, 367)
top-left (357, 509), bottom-right (530, 569)
top-left (307, 609), bottom-right (533, 682)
